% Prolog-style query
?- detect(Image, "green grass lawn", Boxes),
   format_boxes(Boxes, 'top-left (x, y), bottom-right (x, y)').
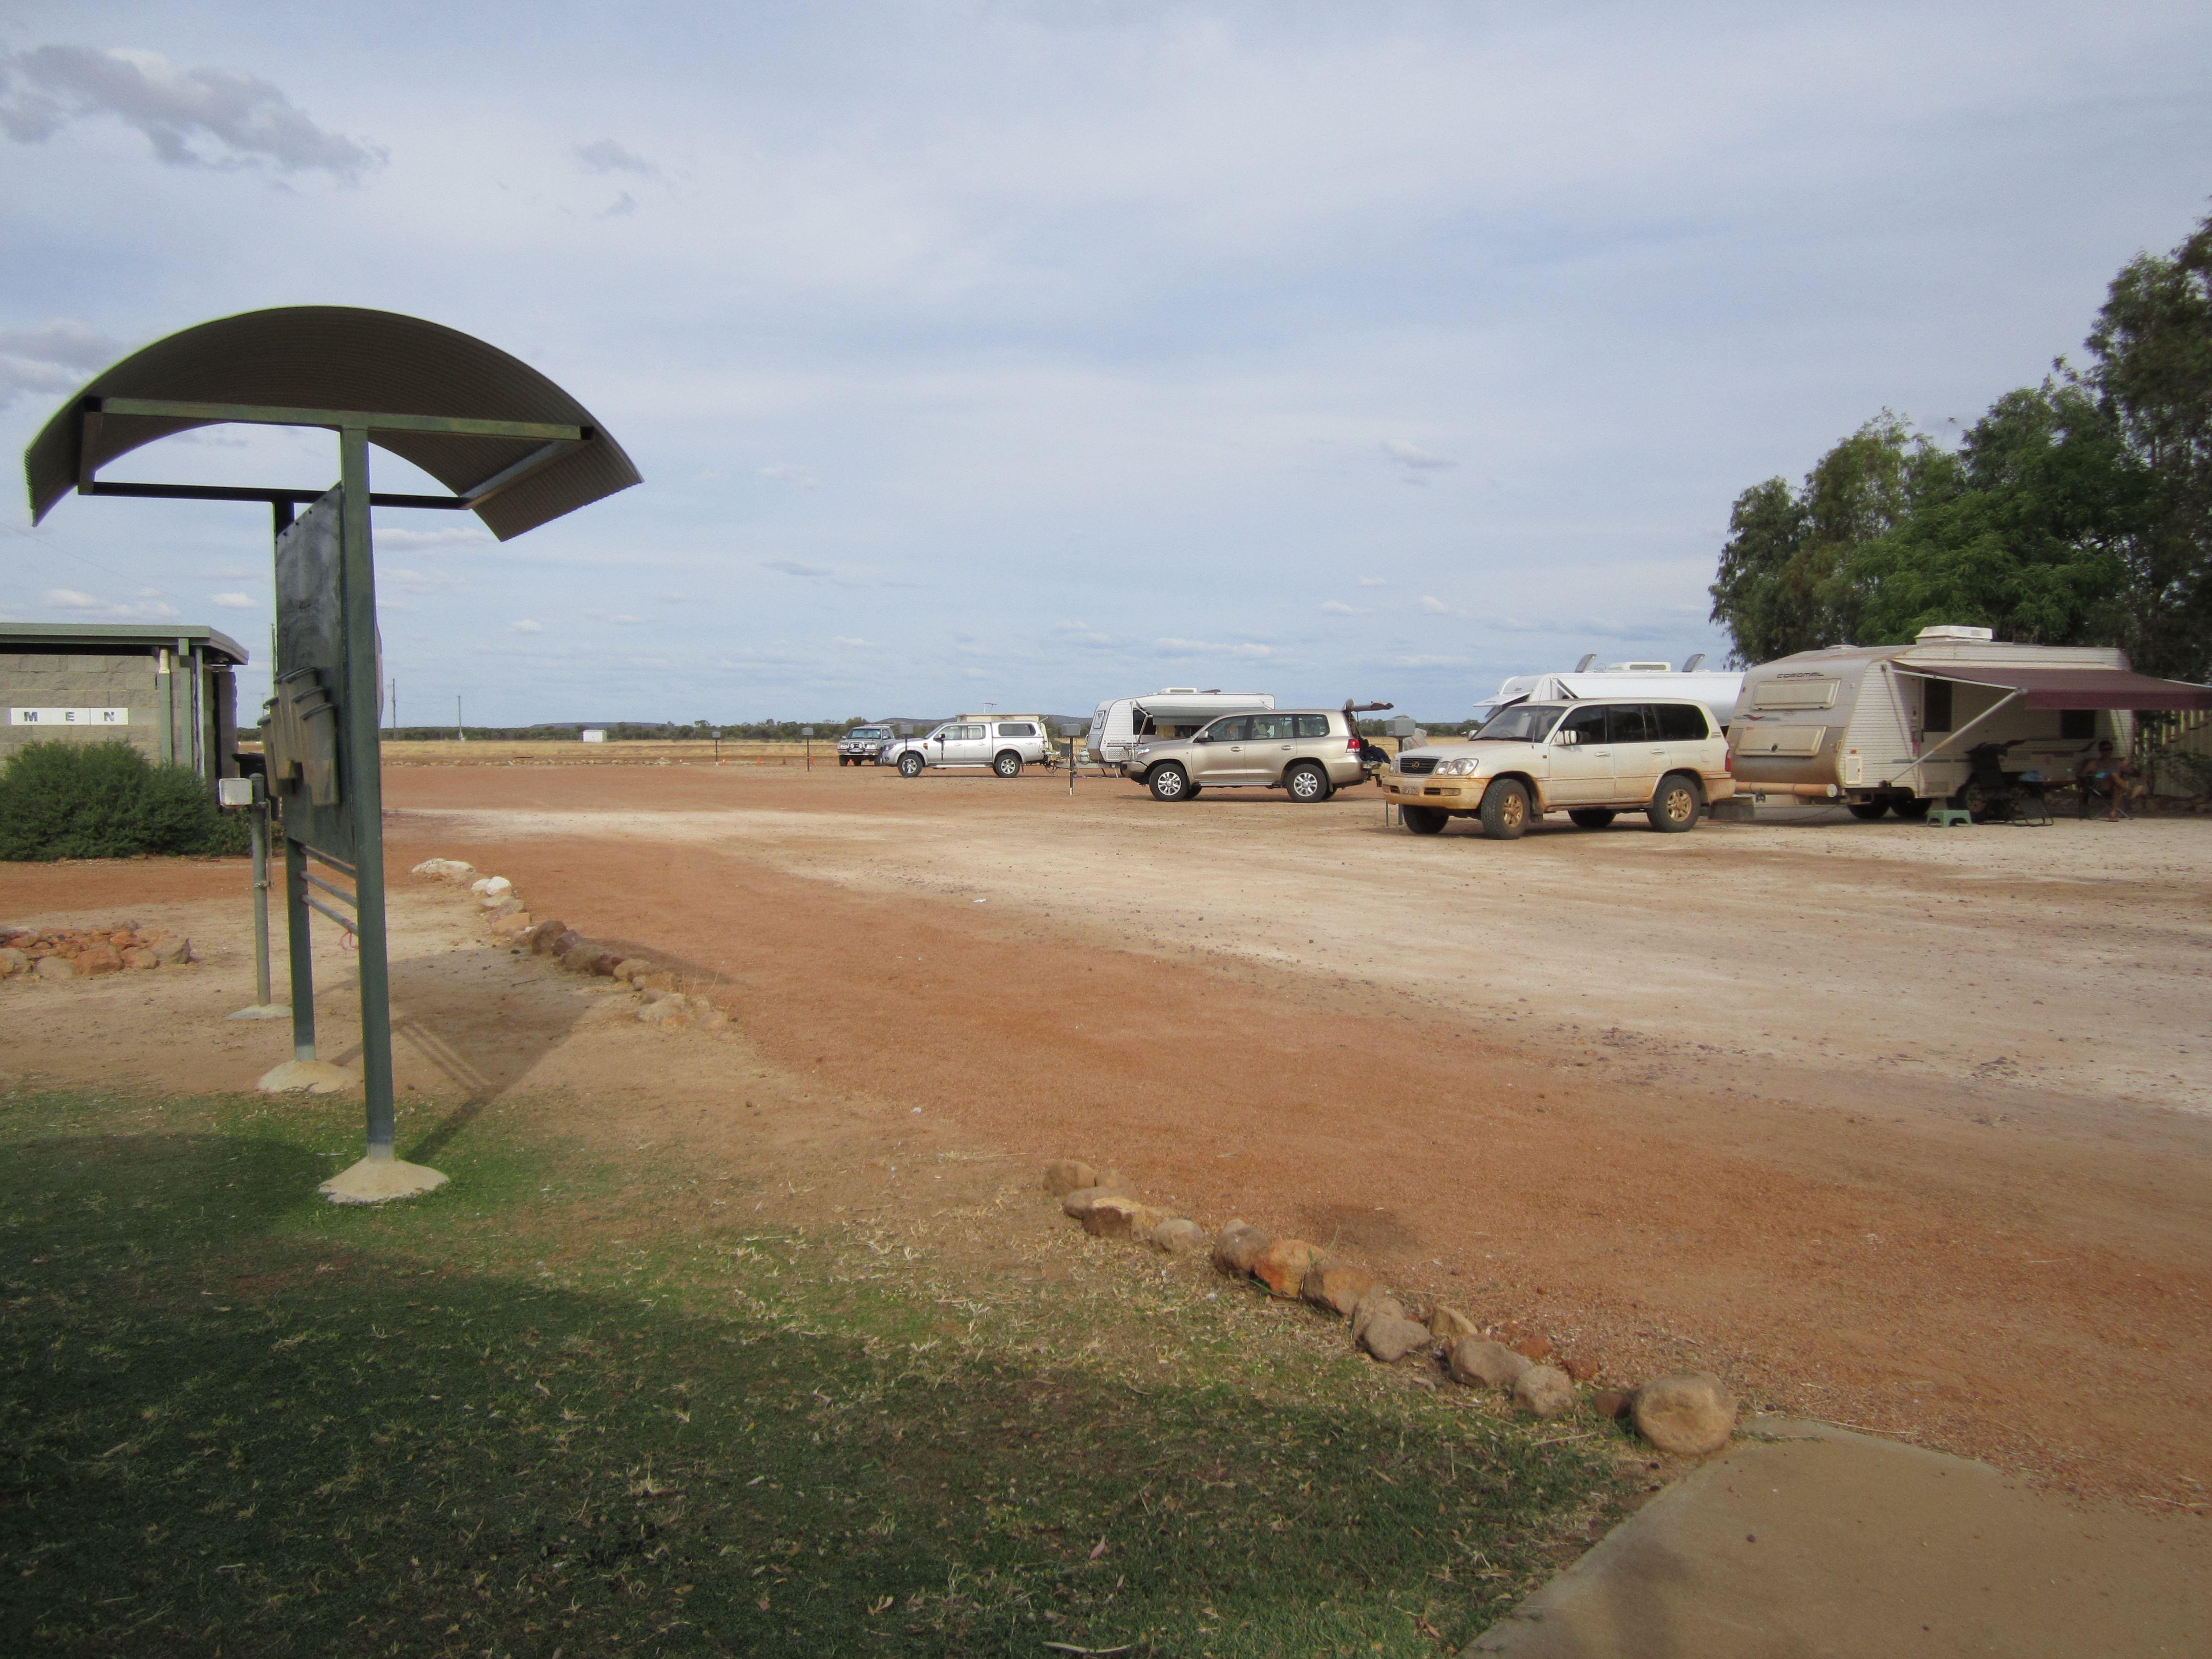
top-left (0, 1087), bottom-right (1619, 1656)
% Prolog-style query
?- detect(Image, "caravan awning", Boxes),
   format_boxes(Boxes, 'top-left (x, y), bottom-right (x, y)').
top-left (1902, 665), bottom-right (2212, 712)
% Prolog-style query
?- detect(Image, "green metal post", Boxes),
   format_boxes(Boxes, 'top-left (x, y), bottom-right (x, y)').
top-left (338, 427), bottom-right (397, 1160)
top-left (284, 834), bottom-right (316, 1060)
top-left (249, 798), bottom-right (272, 1008)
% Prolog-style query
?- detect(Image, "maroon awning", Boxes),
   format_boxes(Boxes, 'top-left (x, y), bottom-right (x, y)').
top-left (1906, 665), bottom-right (2212, 711)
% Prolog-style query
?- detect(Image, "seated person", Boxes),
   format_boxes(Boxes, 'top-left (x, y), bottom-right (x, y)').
top-left (2073, 740), bottom-right (2134, 820)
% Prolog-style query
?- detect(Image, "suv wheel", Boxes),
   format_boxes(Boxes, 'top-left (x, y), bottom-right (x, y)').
top-left (1648, 772), bottom-right (1701, 833)
top-left (1400, 805), bottom-right (1448, 835)
top-left (993, 751), bottom-right (1023, 778)
top-left (1479, 778), bottom-right (1530, 839)
top-left (1286, 762), bottom-right (1330, 802)
top-left (898, 752), bottom-right (924, 778)
top-left (1568, 808), bottom-right (1616, 830)
top-left (1148, 763), bottom-right (1192, 801)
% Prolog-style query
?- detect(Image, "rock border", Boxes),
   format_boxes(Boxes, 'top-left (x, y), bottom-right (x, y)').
top-left (1034, 1156), bottom-right (1737, 1455)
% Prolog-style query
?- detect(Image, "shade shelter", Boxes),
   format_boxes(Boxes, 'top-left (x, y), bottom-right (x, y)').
top-left (23, 306), bottom-right (639, 1200)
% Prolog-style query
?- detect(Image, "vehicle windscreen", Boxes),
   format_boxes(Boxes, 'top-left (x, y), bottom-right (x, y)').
top-left (1472, 703), bottom-right (1566, 742)
top-left (848, 727), bottom-right (886, 738)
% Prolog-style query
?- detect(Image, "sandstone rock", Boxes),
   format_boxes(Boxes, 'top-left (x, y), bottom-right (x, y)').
top-left (150, 935), bottom-right (192, 965)
top-left (1252, 1238), bottom-right (1320, 1298)
top-left (636, 970), bottom-right (676, 993)
top-left (1512, 1335), bottom-right (1554, 1363)
top-left (1349, 1285), bottom-right (1406, 1345)
top-left (1591, 1389), bottom-right (1633, 1422)
top-left (1428, 1305), bottom-right (1479, 1343)
top-left (1301, 1262), bottom-right (1377, 1318)
top-left (121, 947), bottom-right (159, 970)
top-left (1447, 1338), bottom-right (1530, 1390)
top-left (637, 995), bottom-right (694, 1029)
top-left (611, 958), bottom-right (652, 984)
top-left (585, 952), bottom-right (620, 977)
top-left (471, 876), bottom-right (514, 900)
top-left (34, 953), bottom-right (78, 981)
top-left (1083, 1196), bottom-right (1167, 1241)
top-left (1632, 1373), bottom-right (1737, 1457)
top-left (483, 898), bottom-right (525, 919)
top-left (1060, 1184), bottom-right (1126, 1220)
top-left (1513, 1365), bottom-right (1577, 1419)
top-left (1152, 1217), bottom-right (1206, 1256)
top-left (1211, 1221), bottom-right (1270, 1278)
top-left (411, 858), bottom-right (476, 880)
top-left (528, 920), bottom-right (570, 954)
top-left (1040, 1159), bottom-right (1097, 1196)
top-left (1360, 1314), bottom-right (1433, 1364)
top-left (490, 911), bottom-right (535, 938)
top-left (0, 947), bottom-right (27, 978)
top-left (558, 942), bottom-right (599, 973)
top-left (1562, 1353), bottom-right (1601, 1384)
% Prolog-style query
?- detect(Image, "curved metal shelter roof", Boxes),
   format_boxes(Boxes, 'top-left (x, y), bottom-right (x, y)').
top-left (24, 305), bottom-right (640, 540)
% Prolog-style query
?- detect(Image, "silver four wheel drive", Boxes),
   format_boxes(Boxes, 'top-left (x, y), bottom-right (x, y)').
top-left (885, 719), bottom-right (1053, 778)
top-left (1123, 710), bottom-right (1367, 802)
top-left (836, 725), bottom-right (896, 765)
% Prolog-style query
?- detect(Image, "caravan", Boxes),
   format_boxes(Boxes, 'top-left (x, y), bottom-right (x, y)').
top-left (1482, 657), bottom-right (1745, 735)
top-left (1085, 688), bottom-right (1275, 767)
top-left (1730, 626), bottom-right (2212, 817)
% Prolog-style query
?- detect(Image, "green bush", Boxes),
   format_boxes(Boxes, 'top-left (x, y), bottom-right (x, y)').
top-left (0, 740), bottom-right (249, 861)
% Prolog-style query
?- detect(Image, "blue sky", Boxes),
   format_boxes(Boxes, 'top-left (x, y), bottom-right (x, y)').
top-left (4, 2), bottom-right (2209, 723)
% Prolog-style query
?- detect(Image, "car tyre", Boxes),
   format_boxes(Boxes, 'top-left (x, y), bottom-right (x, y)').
top-left (993, 750), bottom-right (1023, 778)
top-left (1148, 763), bottom-right (1192, 802)
top-left (1400, 805), bottom-right (1448, 835)
top-left (1847, 801), bottom-right (1889, 821)
top-left (1891, 796), bottom-right (1931, 820)
top-left (1286, 762), bottom-right (1330, 802)
top-left (1479, 778), bottom-right (1530, 840)
top-left (1568, 808), bottom-right (1616, 830)
top-left (898, 752), bottom-right (924, 778)
top-left (1648, 772), bottom-right (1702, 833)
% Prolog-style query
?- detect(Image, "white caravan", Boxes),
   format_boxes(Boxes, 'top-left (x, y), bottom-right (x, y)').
top-left (1085, 689), bottom-right (1275, 766)
top-left (1480, 657), bottom-right (1745, 735)
top-left (1729, 625), bottom-right (2212, 816)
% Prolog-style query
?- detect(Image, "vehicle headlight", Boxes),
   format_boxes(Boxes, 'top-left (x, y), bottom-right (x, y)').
top-left (1434, 756), bottom-right (1481, 776)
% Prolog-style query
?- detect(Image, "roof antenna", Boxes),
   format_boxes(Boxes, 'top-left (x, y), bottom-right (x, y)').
top-left (1575, 653), bottom-right (1597, 673)
top-left (1682, 653), bottom-right (1705, 672)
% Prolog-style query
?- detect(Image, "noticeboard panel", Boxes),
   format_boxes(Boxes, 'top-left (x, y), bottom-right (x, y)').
top-left (270, 488), bottom-right (357, 865)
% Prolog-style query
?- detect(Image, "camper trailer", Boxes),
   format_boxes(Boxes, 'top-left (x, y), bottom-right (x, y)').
top-left (1481, 657), bottom-right (1745, 735)
top-left (1085, 689), bottom-right (1275, 767)
top-left (1729, 625), bottom-right (2212, 816)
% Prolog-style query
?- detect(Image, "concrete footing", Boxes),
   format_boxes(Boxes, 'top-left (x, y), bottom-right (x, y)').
top-left (257, 1059), bottom-right (356, 1094)
top-left (318, 1156), bottom-right (449, 1205)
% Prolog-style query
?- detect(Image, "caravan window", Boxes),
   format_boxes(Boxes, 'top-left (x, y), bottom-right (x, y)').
top-left (2059, 709), bottom-right (2094, 740)
top-left (1923, 680), bottom-right (1953, 731)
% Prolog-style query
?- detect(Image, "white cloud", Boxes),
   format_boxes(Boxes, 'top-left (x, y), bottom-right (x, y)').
top-left (0, 46), bottom-right (382, 180)
top-left (1320, 601), bottom-right (1369, 616)
top-left (210, 591), bottom-right (256, 609)
top-left (762, 557), bottom-right (832, 578)
top-left (758, 462), bottom-right (819, 488)
top-left (382, 566), bottom-right (464, 595)
top-left (511, 618), bottom-right (544, 633)
top-left (1418, 595), bottom-right (1450, 614)
top-left (0, 320), bottom-right (123, 409)
top-left (605, 612), bottom-right (645, 624)
top-left (41, 586), bottom-right (177, 620)
top-left (1155, 637), bottom-right (1273, 658)
top-left (1382, 439), bottom-right (1456, 471)
top-left (833, 635), bottom-right (871, 647)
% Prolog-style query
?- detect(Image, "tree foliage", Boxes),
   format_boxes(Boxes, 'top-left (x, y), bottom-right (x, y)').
top-left (1711, 208), bottom-right (2212, 678)
top-left (0, 741), bottom-right (248, 862)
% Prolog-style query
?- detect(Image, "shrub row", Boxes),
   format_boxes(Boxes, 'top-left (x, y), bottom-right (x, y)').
top-left (0, 741), bottom-right (248, 861)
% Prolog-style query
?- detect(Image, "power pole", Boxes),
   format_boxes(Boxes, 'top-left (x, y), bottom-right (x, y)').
top-left (455, 694), bottom-right (464, 743)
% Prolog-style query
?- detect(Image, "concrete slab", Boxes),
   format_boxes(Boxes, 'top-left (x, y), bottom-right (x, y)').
top-left (1469, 1419), bottom-right (2210, 1658)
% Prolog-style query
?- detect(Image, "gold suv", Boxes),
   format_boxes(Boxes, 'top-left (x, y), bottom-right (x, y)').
top-left (1125, 709), bottom-right (1367, 802)
top-left (1382, 699), bottom-right (1735, 838)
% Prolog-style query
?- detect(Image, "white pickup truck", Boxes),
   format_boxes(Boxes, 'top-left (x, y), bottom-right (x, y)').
top-left (884, 718), bottom-right (1054, 778)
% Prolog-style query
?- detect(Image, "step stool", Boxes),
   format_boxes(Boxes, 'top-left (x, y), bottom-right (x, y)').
top-left (1926, 807), bottom-right (1972, 828)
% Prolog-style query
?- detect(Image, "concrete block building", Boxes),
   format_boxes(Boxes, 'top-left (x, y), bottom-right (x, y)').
top-left (2, 622), bottom-right (246, 787)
